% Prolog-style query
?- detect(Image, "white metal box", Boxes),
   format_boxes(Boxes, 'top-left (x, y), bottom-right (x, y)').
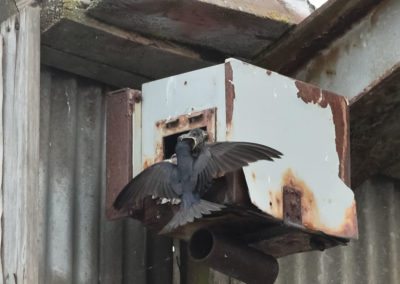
top-left (111, 58), bottom-right (358, 257)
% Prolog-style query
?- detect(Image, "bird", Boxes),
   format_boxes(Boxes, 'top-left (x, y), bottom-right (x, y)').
top-left (113, 128), bottom-right (282, 233)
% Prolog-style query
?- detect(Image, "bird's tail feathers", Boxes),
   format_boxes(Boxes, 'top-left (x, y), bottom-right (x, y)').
top-left (159, 199), bottom-right (225, 234)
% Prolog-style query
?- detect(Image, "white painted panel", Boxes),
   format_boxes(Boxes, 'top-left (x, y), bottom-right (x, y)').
top-left (141, 58), bottom-right (356, 239)
top-left (141, 64), bottom-right (226, 162)
top-left (228, 59), bottom-right (355, 238)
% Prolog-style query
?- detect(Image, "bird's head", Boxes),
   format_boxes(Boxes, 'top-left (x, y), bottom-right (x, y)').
top-left (178, 128), bottom-right (208, 150)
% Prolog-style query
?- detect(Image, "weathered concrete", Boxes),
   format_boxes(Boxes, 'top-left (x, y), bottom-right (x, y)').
top-left (0, 0), bottom-right (18, 23)
top-left (293, 0), bottom-right (400, 186)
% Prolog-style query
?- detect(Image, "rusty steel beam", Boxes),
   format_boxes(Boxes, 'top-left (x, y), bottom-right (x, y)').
top-left (105, 88), bottom-right (141, 219)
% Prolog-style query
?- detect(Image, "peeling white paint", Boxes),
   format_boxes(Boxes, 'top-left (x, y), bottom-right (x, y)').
top-left (141, 58), bottom-right (356, 239)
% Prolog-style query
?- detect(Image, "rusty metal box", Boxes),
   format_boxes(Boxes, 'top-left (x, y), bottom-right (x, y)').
top-left (107, 58), bottom-right (357, 258)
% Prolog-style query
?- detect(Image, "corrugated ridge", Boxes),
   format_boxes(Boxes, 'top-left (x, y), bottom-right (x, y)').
top-left (39, 67), bottom-right (173, 284)
top-left (39, 67), bottom-right (399, 284)
top-left (275, 176), bottom-right (400, 284)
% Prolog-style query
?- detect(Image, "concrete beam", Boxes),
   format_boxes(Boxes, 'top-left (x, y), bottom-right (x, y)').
top-left (292, 0), bottom-right (400, 186)
top-left (254, 0), bottom-right (381, 75)
top-left (0, 0), bottom-right (18, 23)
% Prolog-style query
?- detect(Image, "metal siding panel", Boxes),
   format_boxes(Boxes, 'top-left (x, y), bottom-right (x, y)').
top-left (39, 67), bottom-right (400, 284)
top-left (72, 82), bottom-right (104, 283)
top-left (276, 176), bottom-right (400, 284)
top-left (39, 68), bottom-right (52, 284)
top-left (45, 70), bottom-right (78, 283)
top-left (40, 67), bottom-right (172, 284)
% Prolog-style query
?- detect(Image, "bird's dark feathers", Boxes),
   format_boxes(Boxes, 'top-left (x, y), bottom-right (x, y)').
top-left (194, 142), bottom-right (282, 195)
top-left (113, 161), bottom-right (181, 210)
top-left (113, 141), bottom-right (282, 211)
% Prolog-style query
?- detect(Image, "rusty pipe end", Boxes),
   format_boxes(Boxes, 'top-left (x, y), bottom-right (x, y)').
top-left (189, 229), bottom-right (215, 261)
top-left (189, 229), bottom-right (279, 284)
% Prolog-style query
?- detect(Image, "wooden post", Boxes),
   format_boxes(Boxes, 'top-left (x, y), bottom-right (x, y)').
top-left (0, 6), bottom-right (40, 283)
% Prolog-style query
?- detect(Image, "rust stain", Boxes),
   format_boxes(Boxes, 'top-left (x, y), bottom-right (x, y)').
top-left (281, 169), bottom-right (357, 238)
top-left (105, 89), bottom-right (134, 220)
top-left (319, 201), bottom-right (358, 239)
top-left (155, 108), bottom-right (216, 138)
top-left (282, 169), bottom-right (320, 229)
top-left (154, 108), bottom-right (217, 163)
top-left (295, 81), bottom-right (350, 186)
top-left (225, 62), bottom-right (235, 138)
top-left (155, 142), bottom-right (164, 162)
top-left (143, 158), bottom-right (153, 170)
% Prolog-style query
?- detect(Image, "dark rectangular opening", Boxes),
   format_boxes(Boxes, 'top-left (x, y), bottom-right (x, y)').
top-left (162, 126), bottom-right (207, 159)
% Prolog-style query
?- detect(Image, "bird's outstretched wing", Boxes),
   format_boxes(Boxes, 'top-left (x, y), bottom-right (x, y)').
top-left (193, 142), bottom-right (282, 195)
top-left (113, 162), bottom-right (181, 210)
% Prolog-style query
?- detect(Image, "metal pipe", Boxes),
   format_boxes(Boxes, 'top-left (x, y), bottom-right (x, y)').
top-left (189, 229), bottom-right (279, 284)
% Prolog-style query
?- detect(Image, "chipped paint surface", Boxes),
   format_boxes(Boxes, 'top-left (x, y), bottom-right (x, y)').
top-left (295, 81), bottom-right (350, 184)
top-left (227, 59), bottom-right (356, 238)
top-left (140, 58), bottom-right (357, 239)
top-left (141, 62), bottom-right (226, 168)
top-left (225, 62), bottom-right (235, 138)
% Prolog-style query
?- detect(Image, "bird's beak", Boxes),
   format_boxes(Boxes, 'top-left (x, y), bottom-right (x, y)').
top-left (179, 132), bottom-right (198, 149)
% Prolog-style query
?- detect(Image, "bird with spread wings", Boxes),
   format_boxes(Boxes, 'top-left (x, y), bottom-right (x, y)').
top-left (114, 128), bottom-right (282, 233)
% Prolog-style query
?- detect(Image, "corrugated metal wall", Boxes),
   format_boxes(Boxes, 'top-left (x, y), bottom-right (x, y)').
top-left (40, 66), bottom-right (400, 284)
top-left (276, 177), bottom-right (400, 284)
top-left (39, 67), bottom-right (172, 284)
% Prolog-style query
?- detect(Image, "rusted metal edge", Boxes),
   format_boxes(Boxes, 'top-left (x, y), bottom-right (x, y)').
top-left (253, 0), bottom-right (382, 75)
top-left (105, 88), bottom-right (141, 220)
top-left (225, 62), bottom-right (235, 138)
top-left (152, 108), bottom-right (217, 165)
top-left (295, 81), bottom-right (350, 186)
